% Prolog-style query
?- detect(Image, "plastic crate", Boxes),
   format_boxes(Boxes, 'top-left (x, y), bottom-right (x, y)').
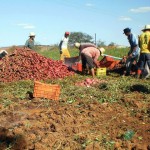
top-left (33, 81), bottom-right (60, 100)
top-left (96, 68), bottom-right (106, 77)
top-left (71, 62), bottom-right (82, 72)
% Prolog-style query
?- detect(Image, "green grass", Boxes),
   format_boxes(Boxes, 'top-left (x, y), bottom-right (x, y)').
top-left (104, 47), bottom-right (129, 58)
top-left (37, 46), bottom-right (129, 61)
top-left (37, 46), bottom-right (79, 60)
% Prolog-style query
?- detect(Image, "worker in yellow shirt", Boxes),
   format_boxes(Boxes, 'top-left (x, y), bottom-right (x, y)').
top-left (137, 25), bottom-right (150, 78)
top-left (59, 32), bottom-right (70, 61)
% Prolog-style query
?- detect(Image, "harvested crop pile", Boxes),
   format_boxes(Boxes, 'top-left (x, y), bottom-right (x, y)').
top-left (0, 48), bottom-right (74, 82)
top-left (75, 78), bottom-right (106, 87)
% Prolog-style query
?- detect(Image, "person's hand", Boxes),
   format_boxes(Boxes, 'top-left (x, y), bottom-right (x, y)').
top-left (60, 51), bottom-right (62, 54)
top-left (128, 53), bottom-right (132, 58)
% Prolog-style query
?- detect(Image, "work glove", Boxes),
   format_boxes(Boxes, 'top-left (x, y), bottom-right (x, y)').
top-left (60, 50), bottom-right (62, 54)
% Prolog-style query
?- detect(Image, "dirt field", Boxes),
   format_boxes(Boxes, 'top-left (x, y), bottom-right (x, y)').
top-left (0, 77), bottom-right (149, 150)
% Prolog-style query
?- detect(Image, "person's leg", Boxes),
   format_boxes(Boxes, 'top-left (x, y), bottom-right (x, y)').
top-left (60, 53), bottom-right (64, 61)
top-left (60, 48), bottom-right (65, 61)
top-left (63, 49), bottom-right (70, 58)
top-left (137, 53), bottom-right (146, 78)
top-left (125, 57), bottom-right (133, 75)
top-left (143, 54), bottom-right (150, 78)
top-left (60, 49), bottom-right (70, 61)
top-left (81, 54), bottom-right (86, 69)
top-left (81, 54), bottom-right (87, 74)
top-left (133, 55), bottom-right (139, 73)
top-left (84, 55), bottom-right (95, 77)
top-left (91, 68), bottom-right (95, 78)
top-left (146, 53), bottom-right (150, 69)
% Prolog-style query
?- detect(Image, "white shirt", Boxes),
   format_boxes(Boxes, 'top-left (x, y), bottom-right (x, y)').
top-left (61, 37), bottom-right (69, 49)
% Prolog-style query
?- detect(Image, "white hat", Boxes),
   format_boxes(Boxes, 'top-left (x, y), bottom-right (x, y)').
top-left (74, 42), bottom-right (80, 48)
top-left (99, 47), bottom-right (105, 54)
top-left (0, 50), bottom-right (8, 55)
top-left (29, 32), bottom-right (35, 36)
top-left (142, 25), bottom-right (150, 31)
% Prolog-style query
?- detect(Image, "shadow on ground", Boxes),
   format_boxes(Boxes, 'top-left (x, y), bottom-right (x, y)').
top-left (129, 84), bottom-right (150, 94)
top-left (0, 127), bottom-right (27, 150)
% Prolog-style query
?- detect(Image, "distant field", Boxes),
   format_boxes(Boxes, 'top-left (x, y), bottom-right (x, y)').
top-left (37, 46), bottom-right (129, 60)
top-left (1, 45), bottom-right (129, 60)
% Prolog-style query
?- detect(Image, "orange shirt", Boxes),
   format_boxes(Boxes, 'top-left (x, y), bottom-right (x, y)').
top-left (81, 47), bottom-right (100, 61)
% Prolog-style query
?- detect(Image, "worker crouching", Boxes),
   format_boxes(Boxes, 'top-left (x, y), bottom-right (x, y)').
top-left (81, 47), bottom-right (105, 78)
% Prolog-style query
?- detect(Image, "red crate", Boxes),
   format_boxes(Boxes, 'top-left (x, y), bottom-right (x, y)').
top-left (71, 62), bottom-right (82, 72)
top-left (33, 81), bottom-right (60, 100)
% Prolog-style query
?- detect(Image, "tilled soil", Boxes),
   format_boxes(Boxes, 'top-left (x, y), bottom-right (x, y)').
top-left (0, 96), bottom-right (149, 150)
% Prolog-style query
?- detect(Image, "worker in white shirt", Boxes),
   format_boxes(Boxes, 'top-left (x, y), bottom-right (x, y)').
top-left (59, 32), bottom-right (70, 61)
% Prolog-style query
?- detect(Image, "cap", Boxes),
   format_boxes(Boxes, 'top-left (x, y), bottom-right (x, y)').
top-left (123, 28), bottom-right (131, 34)
top-left (65, 32), bottom-right (70, 35)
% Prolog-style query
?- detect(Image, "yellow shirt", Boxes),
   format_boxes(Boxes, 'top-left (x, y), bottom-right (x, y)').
top-left (139, 31), bottom-right (150, 53)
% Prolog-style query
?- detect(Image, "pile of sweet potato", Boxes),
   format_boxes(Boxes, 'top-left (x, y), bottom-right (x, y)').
top-left (0, 48), bottom-right (74, 82)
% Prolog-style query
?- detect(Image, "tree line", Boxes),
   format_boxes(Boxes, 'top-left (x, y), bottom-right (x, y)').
top-left (68, 32), bottom-right (116, 47)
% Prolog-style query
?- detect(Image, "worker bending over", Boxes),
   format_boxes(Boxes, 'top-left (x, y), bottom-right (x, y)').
top-left (74, 42), bottom-right (96, 56)
top-left (81, 47), bottom-right (105, 78)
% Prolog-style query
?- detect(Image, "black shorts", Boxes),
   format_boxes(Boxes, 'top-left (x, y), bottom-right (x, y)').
top-left (81, 53), bottom-right (94, 69)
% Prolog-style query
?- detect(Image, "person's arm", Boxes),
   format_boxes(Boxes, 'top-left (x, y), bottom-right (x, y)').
top-left (59, 39), bottom-right (63, 54)
top-left (24, 40), bottom-right (29, 49)
top-left (93, 60), bottom-right (99, 68)
top-left (93, 52), bottom-right (100, 68)
top-left (132, 46), bottom-right (139, 56)
top-left (59, 37), bottom-right (64, 54)
top-left (138, 35), bottom-right (141, 48)
top-left (129, 34), bottom-right (139, 57)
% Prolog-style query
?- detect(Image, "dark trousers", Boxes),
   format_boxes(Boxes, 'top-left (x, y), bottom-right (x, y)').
top-left (81, 54), bottom-right (94, 69)
top-left (138, 53), bottom-right (150, 74)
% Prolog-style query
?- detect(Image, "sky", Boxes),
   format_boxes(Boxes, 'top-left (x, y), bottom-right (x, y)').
top-left (0, 0), bottom-right (150, 47)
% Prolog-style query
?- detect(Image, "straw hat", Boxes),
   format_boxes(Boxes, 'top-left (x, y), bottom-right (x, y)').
top-left (29, 32), bottom-right (35, 36)
top-left (0, 50), bottom-right (8, 55)
top-left (142, 25), bottom-right (150, 31)
top-left (99, 47), bottom-right (105, 54)
top-left (74, 42), bottom-right (81, 48)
